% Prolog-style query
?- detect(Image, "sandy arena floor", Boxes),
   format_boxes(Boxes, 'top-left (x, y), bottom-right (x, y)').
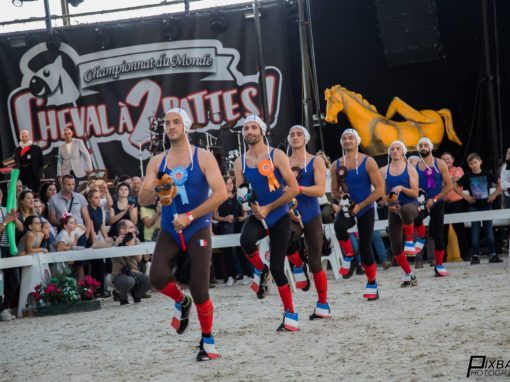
top-left (1, 258), bottom-right (509, 382)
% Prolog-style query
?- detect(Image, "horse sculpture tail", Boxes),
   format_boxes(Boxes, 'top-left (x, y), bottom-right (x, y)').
top-left (438, 109), bottom-right (462, 146)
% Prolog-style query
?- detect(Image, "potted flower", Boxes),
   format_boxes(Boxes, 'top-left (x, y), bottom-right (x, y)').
top-left (78, 275), bottom-right (102, 300)
top-left (32, 266), bottom-right (102, 316)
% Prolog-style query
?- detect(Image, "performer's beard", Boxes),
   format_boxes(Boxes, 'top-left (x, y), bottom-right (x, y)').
top-left (244, 134), bottom-right (263, 146)
top-left (419, 149), bottom-right (431, 157)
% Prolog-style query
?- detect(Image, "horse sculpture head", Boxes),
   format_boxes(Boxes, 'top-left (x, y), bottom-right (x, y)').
top-left (324, 85), bottom-right (344, 124)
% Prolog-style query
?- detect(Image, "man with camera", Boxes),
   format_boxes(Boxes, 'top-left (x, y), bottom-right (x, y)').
top-left (111, 219), bottom-right (151, 305)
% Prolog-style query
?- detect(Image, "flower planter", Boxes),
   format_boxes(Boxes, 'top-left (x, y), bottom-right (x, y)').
top-left (34, 299), bottom-right (101, 317)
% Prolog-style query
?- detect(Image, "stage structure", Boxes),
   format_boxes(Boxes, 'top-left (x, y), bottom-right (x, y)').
top-left (0, 0), bottom-right (298, 178)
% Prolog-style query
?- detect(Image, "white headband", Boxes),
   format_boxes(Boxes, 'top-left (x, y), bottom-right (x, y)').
top-left (417, 137), bottom-right (433, 151)
top-left (388, 140), bottom-right (408, 155)
top-left (341, 128), bottom-right (361, 146)
top-left (287, 125), bottom-right (310, 144)
top-left (166, 108), bottom-right (192, 132)
top-left (244, 114), bottom-right (267, 135)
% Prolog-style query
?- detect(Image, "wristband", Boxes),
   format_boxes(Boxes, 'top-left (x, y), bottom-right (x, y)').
top-left (186, 212), bottom-right (194, 222)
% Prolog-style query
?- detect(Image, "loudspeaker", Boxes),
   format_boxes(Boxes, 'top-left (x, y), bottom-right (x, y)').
top-left (375, 0), bottom-right (442, 67)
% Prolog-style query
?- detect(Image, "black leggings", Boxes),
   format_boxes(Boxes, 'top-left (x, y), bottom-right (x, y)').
top-left (1, 247), bottom-right (20, 310)
top-left (287, 215), bottom-right (324, 273)
top-left (334, 208), bottom-right (376, 266)
top-left (388, 203), bottom-right (419, 256)
top-left (150, 228), bottom-right (211, 305)
top-left (414, 200), bottom-right (445, 251)
top-left (240, 214), bottom-right (291, 286)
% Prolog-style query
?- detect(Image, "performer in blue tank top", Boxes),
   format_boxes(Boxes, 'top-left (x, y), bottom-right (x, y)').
top-left (331, 129), bottom-right (384, 301)
top-left (138, 108), bottom-right (227, 362)
top-left (285, 125), bottom-right (332, 319)
top-left (380, 140), bottom-right (420, 287)
top-left (411, 137), bottom-right (452, 276)
top-left (234, 114), bottom-right (300, 332)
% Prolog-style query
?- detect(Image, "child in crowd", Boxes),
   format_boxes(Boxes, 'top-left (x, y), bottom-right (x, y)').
top-left (457, 153), bottom-right (502, 264)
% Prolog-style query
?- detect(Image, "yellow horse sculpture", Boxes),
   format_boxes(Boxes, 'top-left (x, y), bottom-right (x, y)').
top-left (324, 85), bottom-right (462, 156)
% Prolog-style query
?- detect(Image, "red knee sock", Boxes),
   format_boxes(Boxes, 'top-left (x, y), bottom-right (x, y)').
top-left (434, 250), bottom-right (445, 266)
top-left (395, 252), bottom-right (412, 274)
top-left (362, 263), bottom-right (377, 283)
top-left (339, 239), bottom-right (354, 258)
top-left (277, 284), bottom-right (294, 313)
top-left (195, 299), bottom-right (214, 336)
top-left (245, 249), bottom-right (265, 271)
top-left (403, 224), bottom-right (414, 242)
top-left (312, 270), bottom-right (328, 304)
top-left (160, 281), bottom-right (184, 303)
top-left (416, 224), bottom-right (426, 239)
top-left (288, 251), bottom-right (303, 267)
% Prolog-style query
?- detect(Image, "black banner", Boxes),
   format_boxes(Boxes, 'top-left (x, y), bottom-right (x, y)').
top-left (0, 2), bottom-right (295, 178)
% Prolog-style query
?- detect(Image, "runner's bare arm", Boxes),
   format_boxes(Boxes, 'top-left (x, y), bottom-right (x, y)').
top-left (357, 157), bottom-right (385, 210)
top-left (300, 155), bottom-right (326, 197)
top-left (233, 156), bottom-right (245, 189)
top-left (187, 149), bottom-right (227, 219)
top-left (433, 159), bottom-right (453, 200)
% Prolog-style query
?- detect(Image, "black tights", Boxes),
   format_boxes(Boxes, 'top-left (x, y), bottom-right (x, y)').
top-left (414, 200), bottom-right (445, 251)
top-left (287, 215), bottom-right (324, 273)
top-left (240, 215), bottom-right (291, 286)
top-left (388, 203), bottom-right (419, 256)
top-left (150, 228), bottom-right (211, 305)
top-left (334, 209), bottom-right (376, 266)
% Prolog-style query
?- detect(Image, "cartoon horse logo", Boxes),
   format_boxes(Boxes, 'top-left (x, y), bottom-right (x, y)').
top-left (25, 55), bottom-right (80, 106)
top-left (324, 85), bottom-right (462, 156)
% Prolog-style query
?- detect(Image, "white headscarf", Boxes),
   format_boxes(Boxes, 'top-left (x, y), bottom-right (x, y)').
top-left (385, 140), bottom-right (408, 179)
top-left (242, 114), bottom-right (272, 173)
top-left (287, 125), bottom-right (311, 173)
top-left (340, 128), bottom-right (361, 174)
top-left (166, 108), bottom-right (194, 169)
top-left (416, 136), bottom-right (438, 172)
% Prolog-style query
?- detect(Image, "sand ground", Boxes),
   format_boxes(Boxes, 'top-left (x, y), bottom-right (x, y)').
top-left (1, 258), bottom-right (509, 382)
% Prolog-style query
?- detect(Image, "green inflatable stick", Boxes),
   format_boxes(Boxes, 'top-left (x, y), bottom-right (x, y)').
top-left (6, 169), bottom-right (19, 256)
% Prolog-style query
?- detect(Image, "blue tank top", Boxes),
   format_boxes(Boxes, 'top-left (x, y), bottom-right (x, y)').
top-left (385, 163), bottom-right (417, 205)
top-left (337, 156), bottom-right (374, 217)
top-left (295, 157), bottom-right (321, 224)
top-left (417, 159), bottom-right (443, 200)
top-left (242, 149), bottom-right (288, 228)
top-left (159, 147), bottom-right (211, 246)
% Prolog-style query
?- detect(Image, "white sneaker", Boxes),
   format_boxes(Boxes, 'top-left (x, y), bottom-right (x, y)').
top-left (0, 309), bottom-right (12, 321)
top-left (225, 277), bottom-right (234, 287)
top-left (242, 276), bottom-right (251, 285)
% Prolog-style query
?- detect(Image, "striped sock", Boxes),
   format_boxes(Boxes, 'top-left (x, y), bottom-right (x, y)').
top-left (395, 252), bottom-right (412, 275)
top-left (415, 224), bottom-right (426, 239)
top-left (277, 284), bottom-right (294, 313)
top-left (196, 299), bottom-right (214, 336)
top-left (287, 251), bottom-right (303, 267)
top-left (362, 263), bottom-right (377, 283)
top-left (160, 281), bottom-right (184, 303)
top-left (245, 250), bottom-right (265, 271)
top-left (434, 250), bottom-right (445, 266)
top-left (339, 239), bottom-right (354, 257)
top-left (403, 224), bottom-right (414, 242)
top-left (312, 270), bottom-right (328, 304)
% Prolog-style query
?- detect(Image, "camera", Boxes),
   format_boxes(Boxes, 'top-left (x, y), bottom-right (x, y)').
top-left (119, 232), bottom-right (134, 246)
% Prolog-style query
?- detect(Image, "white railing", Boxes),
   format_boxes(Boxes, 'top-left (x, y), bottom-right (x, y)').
top-left (1, 209), bottom-right (509, 318)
